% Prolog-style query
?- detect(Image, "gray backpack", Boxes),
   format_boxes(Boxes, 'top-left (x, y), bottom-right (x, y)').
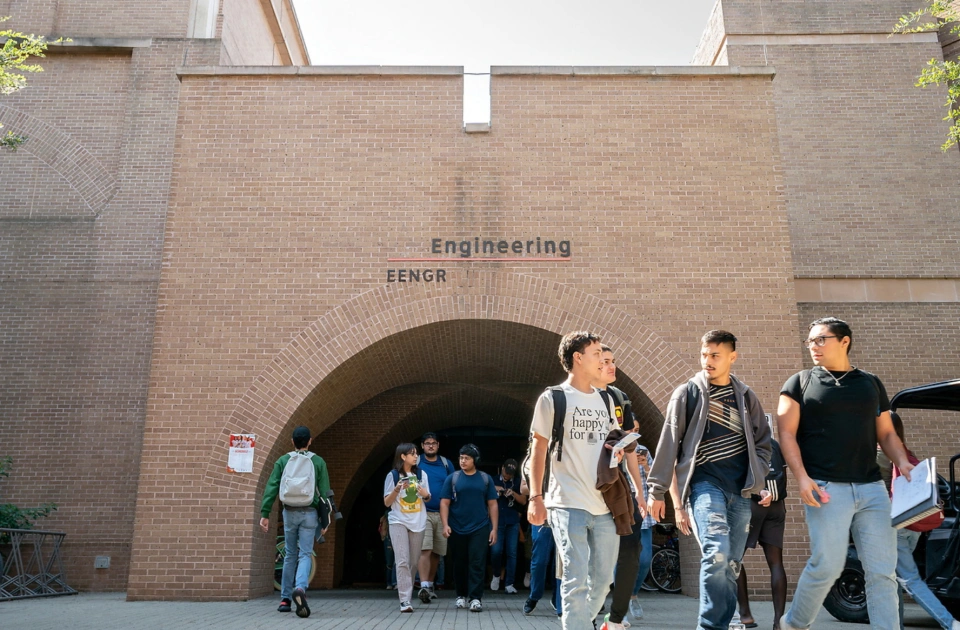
top-left (279, 451), bottom-right (316, 507)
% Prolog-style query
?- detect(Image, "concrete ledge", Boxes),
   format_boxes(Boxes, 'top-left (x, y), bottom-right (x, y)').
top-left (177, 65), bottom-right (464, 78)
top-left (491, 65), bottom-right (776, 77)
top-left (463, 123), bottom-right (491, 134)
top-left (46, 37), bottom-right (152, 52)
top-left (727, 32), bottom-right (941, 46)
top-left (796, 278), bottom-right (960, 303)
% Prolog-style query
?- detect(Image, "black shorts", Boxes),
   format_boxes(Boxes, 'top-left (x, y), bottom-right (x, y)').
top-left (745, 499), bottom-right (786, 549)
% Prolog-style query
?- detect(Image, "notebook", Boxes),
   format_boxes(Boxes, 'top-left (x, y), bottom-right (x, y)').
top-left (891, 457), bottom-right (940, 529)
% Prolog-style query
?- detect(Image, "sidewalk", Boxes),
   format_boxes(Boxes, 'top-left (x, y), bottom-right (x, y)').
top-left (0, 589), bottom-right (940, 630)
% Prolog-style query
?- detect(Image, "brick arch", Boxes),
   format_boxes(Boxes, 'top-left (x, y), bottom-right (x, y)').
top-left (202, 271), bottom-right (694, 595)
top-left (0, 105), bottom-right (118, 214)
top-left (203, 271), bottom-right (692, 493)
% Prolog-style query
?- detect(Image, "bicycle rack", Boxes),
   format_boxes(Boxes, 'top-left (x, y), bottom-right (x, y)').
top-left (0, 528), bottom-right (78, 600)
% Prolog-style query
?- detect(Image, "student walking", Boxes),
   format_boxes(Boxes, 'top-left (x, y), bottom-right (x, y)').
top-left (777, 317), bottom-right (912, 630)
top-left (597, 345), bottom-right (647, 630)
top-left (383, 442), bottom-right (431, 613)
top-left (440, 443), bottom-right (498, 612)
top-left (648, 330), bottom-right (772, 630)
top-left (737, 439), bottom-right (789, 630)
top-left (887, 412), bottom-right (959, 630)
top-left (490, 458), bottom-right (526, 594)
top-left (526, 331), bottom-right (620, 630)
top-left (416, 432), bottom-right (455, 602)
top-left (259, 426), bottom-right (331, 618)
top-left (629, 445), bottom-right (656, 621)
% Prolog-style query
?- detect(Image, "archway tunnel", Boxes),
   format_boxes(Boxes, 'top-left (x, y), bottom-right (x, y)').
top-left (255, 319), bottom-right (666, 588)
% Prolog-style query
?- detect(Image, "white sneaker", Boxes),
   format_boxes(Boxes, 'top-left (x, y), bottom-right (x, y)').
top-left (428, 587), bottom-right (438, 600)
top-left (628, 597), bottom-right (644, 620)
top-left (623, 621), bottom-right (631, 629)
top-left (490, 576), bottom-right (500, 590)
top-left (505, 584), bottom-right (518, 594)
top-left (470, 599), bottom-right (482, 612)
top-left (456, 596), bottom-right (466, 609)
top-left (952, 621), bottom-right (960, 630)
top-left (523, 572), bottom-right (531, 588)
top-left (399, 601), bottom-right (413, 613)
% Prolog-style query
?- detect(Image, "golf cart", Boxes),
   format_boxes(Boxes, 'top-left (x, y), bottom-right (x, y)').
top-left (824, 378), bottom-right (960, 623)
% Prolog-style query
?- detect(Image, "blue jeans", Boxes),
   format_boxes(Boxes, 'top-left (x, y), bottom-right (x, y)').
top-left (633, 526), bottom-right (653, 595)
top-left (490, 521), bottom-right (519, 586)
top-left (549, 507), bottom-right (619, 630)
top-left (785, 480), bottom-right (898, 630)
top-left (281, 507), bottom-right (318, 600)
top-left (896, 528), bottom-right (955, 629)
top-left (688, 481), bottom-right (752, 630)
top-left (529, 524), bottom-right (560, 610)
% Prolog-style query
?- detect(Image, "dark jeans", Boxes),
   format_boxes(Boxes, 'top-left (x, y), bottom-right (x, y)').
top-left (490, 521), bottom-right (519, 586)
top-left (610, 501), bottom-right (643, 623)
top-left (529, 524), bottom-right (560, 609)
top-left (450, 525), bottom-right (491, 601)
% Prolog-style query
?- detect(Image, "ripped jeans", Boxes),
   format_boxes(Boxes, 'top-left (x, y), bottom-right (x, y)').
top-left (688, 480), bottom-right (752, 630)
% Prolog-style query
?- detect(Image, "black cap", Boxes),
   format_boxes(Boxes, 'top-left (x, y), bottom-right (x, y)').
top-left (292, 426), bottom-right (311, 441)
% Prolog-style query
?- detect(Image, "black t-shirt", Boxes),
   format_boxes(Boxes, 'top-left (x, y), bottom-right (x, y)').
top-left (781, 368), bottom-right (890, 484)
top-left (690, 383), bottom-right (749, 495)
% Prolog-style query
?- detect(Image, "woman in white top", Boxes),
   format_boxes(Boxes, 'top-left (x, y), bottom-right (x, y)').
top-left (383, 442), bottom-right (431, 613)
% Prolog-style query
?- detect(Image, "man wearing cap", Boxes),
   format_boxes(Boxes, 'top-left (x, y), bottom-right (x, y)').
top-left (259, 426), bottom-right (331, 618)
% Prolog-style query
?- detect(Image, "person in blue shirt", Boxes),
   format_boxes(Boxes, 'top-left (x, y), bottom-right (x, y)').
top-left (416, 432), bottom-right (455, 603)
top-left (490, 458), bottom-right (527, 594)
top-left (440, 443), bottom-right (498, 612)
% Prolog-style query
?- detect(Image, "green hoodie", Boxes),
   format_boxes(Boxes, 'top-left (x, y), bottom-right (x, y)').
top-left (260, 450), bottom-right (331, 518)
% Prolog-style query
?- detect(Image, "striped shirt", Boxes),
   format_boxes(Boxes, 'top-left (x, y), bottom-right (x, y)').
top-left (690, 383), bottom-right (749, 495)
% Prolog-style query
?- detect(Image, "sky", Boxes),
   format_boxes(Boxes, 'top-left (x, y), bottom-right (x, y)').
top-left (290, 0), bottom-right (720, 122)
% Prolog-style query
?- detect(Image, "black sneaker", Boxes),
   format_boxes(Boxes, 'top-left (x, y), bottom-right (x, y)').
top-left (523, 599), bottom-right (537, 615)
top-left (277, 598), bottom-right (292, 613)
top-left (418, 587), bottom-right (431, 604)
top-left (292, 587), bottom-right (310, 618)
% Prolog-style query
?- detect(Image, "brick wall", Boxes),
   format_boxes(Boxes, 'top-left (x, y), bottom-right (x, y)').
top-left (0, 0), bottom-right (192, 38)
top-left (0, 41), bottom-right (191, 591)
top-left (122, 68), bottom-right (799, 599)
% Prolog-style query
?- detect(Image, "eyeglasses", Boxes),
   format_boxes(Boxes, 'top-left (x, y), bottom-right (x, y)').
top-left (422, 442), bottom-right (438, 447)
top-left (803, 335), bottom-right (839, 348)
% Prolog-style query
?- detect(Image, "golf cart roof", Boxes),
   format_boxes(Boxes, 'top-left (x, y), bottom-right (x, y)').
top-left (890, 379), bottom-right (960, 413)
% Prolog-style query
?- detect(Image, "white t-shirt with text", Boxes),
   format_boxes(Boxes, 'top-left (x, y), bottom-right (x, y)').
top-left (530, 383), bottom-right (616, 516)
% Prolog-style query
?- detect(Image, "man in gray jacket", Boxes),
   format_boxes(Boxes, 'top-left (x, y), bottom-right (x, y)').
top-left (647, 330), bottom-right (772, 630)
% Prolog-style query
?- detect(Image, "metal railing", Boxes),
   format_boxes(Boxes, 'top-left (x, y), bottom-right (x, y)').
top-left (0, 528), bottom-right (77, 600)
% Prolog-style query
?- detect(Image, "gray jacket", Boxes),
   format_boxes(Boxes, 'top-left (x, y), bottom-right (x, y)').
top-left (647, 371), bottom-right (772, 505)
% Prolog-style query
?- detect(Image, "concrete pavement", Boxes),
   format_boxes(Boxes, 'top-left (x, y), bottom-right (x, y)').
top-left (0, 589), bottom-right (942, 629)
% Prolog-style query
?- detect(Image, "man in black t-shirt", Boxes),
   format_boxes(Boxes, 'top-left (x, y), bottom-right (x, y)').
top-left (647, 330), bottom-right (772, 630)
top-left (776, 317), bottom-right (913, 630)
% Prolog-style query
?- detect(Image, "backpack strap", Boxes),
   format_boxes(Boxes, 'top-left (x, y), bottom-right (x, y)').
top-left (391, 469), bottom-right (400, 486)
top-left (549, 386), bottom-right (567, 463)
top-left (684, 381), bottom-right (700, 427)
top-left (607, 385), bottom-right (634, 431)
top-left (451, 470), bottom-right (461, 501)
top-left (440, 456), bottom-right (454, 475)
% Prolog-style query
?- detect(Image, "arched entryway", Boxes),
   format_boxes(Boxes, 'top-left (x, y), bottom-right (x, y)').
top-left (195, 272), bottom-right (693, 598)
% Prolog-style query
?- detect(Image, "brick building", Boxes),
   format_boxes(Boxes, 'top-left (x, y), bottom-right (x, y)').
top-left (0, 0), bottom-right (957, 602)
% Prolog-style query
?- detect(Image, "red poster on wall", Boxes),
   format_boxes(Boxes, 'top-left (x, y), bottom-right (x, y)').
top-left (227, 433), bottom-right (256, 473)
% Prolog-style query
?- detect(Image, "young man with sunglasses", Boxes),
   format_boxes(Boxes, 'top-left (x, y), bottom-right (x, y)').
top-left (777, 317), bottom-right (913, 630)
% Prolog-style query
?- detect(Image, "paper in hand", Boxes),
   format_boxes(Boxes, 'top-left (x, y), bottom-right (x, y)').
top-left (609, 432), bottom-right (642, 468)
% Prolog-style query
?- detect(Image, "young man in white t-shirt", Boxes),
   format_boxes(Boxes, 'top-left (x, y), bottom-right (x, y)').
top-left (527, 331), bottom-right (619, 630)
